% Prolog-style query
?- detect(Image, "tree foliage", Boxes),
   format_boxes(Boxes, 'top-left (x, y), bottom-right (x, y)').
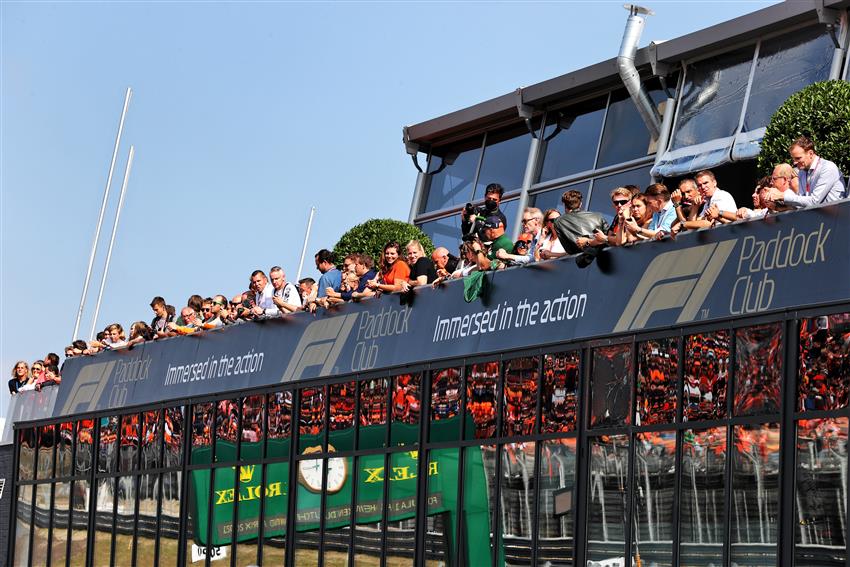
top-left (757, 80), bottom-right (850, 176)
top-left (333, 218), bottom-right (434, 268)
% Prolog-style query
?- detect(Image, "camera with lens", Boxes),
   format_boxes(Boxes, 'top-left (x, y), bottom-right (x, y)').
top-left (464, 198), bottom-right (499, 218)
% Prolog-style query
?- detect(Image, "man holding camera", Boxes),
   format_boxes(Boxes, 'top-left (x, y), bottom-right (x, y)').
top-left (461, 183), bottom-right (508, 242)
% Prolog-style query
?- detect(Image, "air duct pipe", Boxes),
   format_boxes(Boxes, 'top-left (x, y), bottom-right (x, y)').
top-left (618, 4), bottom-right (662, 140)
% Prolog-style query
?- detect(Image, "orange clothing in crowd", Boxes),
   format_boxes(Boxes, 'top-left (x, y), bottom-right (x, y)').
top-left (381, 260), bottom-right (410, 285)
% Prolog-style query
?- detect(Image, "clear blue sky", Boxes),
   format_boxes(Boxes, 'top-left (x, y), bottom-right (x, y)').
top-left (0, 1), bottom-right (775, 419)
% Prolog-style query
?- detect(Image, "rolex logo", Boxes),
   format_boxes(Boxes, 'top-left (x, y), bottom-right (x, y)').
top-left (239, 465), bottom-right (256, 483)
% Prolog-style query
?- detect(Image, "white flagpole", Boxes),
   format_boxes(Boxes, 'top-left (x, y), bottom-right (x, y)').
top-left (89, 145), bottom-right (134, 341)
top-left (296, 206), bottom-right (317, 282)
top-left (71, 87), bottom-right (132, 341)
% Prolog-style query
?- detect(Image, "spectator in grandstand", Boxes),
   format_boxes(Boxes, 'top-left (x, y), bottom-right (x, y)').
top-left (86, 333), bottom-right (105, 355)
top-left (537, 209), bottom-right (566, 259)
top-left (341, 253), bottom-right (378, 301)
top-left (35, 364), bottom-right (61, 391)
top-left (323, 270), bottom-right (362, 306)
top-left (229, 293), bottom-right (255, 322)
top-left (449, 239), bottom-right (483, 280)
top-left (91, 324), bottom-right (129, 350)
top-left (44, 352), bottom-right (60, 369)
top-left (401, 240), bottom-right (437, 290)
top-left (732, 176), bottom-right (795, 221)
top-left (201, 298), bottom-right (215, 322)
top-left (605, 187), bottom-right (634, 247)
top-left (472, 216), bottom-right (513, 271)
top-left (769, 162), bottom-right (799, 195)
top-left (367, 241), bottom-right (410, 293)
top-left (553, 189), bottom-right (609, 256)
top-left (128, 321), bottom-right (156, 345)
top-left (200, 300), bottom-right (224, 328)
top-left (298, 278), bottom-right (317, 305)
top-left (149, 296), bottom-right (174, 336)
top-left (176, 295), bottom-right (204, 325)
top-left (208, 295), bottom-right (228, 326)
top-left (670, 179), bottom-right (702, 233)
top-left (249, 270), bottom-right (277, 317)
top-left (431, 247), bottom-right (459, 279)
top-left (642, 183), bottom-right (676, 238)
top-left (269, 266), bottom-right (302, 314)
top-left (496, 207), bottom-right (543, 265)
top-left (9, 361), bottom-right (31, 394)
top-left (765, 136), bottom-right (846, 207)
top-left (695, 170), bottom-right (737, 227)
top-left (314, 249), bottom-right (341, 299)
top-left (461, 183), bottom-right (507, 242)
top-left (168, 307), bottom-right (204, 334)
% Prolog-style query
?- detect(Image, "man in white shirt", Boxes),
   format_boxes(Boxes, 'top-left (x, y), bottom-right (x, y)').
top-left (765, 136), bottom-right (845, 208)
top-left (692, 169), bottom-right (737, 228)
top-left (269, 266), bottom-right (302, 315)
top-left (250, 270), bottom-right (277, 317)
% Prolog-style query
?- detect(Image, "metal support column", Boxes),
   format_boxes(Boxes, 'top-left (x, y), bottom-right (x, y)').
top-left (510, 136), bottom-right (542, 241)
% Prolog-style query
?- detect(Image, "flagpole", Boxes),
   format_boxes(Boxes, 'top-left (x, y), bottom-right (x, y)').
top-left (296, 206), bottom-right (317, 282)
top-left (71, 87), bottom-right (132, 341)
top-left (89, 145), bottom-right (134, 341)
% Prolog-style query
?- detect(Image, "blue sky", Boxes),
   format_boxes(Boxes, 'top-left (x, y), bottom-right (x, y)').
top-left (0, 1), bottom-right (775, 419)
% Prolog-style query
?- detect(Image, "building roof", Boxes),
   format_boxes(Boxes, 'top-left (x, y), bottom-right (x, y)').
top-left (405, 0), bottom-right (848, 148)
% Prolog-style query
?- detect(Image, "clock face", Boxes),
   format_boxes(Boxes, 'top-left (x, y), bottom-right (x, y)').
top-left (298, 444), bottom-right (348, 494)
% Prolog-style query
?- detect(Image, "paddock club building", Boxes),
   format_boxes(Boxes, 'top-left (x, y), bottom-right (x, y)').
top-left (5, 2), bottom-right (850, 567)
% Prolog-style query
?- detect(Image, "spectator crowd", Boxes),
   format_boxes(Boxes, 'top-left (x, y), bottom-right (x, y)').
top-left (8, 136), bottom-right (847, 394)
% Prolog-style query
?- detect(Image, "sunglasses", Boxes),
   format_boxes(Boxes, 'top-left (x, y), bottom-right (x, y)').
top-left (613, 199), bottom-right (630, 206)
top-left (202, 307), bottom-right (212, 312)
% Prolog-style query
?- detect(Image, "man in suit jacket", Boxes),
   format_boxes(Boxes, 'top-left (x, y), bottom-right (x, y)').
top-left (766, 136), bottom-right (845, 208)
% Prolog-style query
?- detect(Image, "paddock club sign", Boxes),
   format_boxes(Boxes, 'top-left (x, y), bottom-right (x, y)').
top-left (46, 202), bottom-right (850, 418)
top-left (188, 436), bottom-right (490, 566)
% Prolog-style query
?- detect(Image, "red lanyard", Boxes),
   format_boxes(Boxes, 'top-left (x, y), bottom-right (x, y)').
top-left (806, 157), bottom-right (819, 195)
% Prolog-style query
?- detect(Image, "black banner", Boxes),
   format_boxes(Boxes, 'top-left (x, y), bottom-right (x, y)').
top-left (15, 202), bottom-right (850, 422)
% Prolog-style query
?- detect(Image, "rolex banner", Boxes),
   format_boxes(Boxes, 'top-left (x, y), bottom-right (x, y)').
top-left (189, 445), bottom-right (490, 565)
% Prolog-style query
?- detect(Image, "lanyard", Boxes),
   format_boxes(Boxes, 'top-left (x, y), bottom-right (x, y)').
top-left (805, 157), bottom-right (819, 196)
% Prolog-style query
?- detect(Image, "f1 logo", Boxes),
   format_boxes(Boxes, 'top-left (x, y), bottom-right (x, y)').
top-left (613, 240), bottom-right (737, 332)
top-left (280, 314), bottom-right (359, 382)
top-left (59, 361), bottom-right (116, 415)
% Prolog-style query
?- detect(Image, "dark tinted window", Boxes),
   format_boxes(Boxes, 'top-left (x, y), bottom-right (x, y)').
top-left (359, 378), bottom-right (388, 449)
top-left (799, 313), bottom-right (850, 411)
top-left (475, 123), bottom-right (533, 196)
top-left (684, 331), bottom-right (730, 422)
top-left (735, 323), bottom-right (782, 416)
top-left (465, 361), bottom-right (499, 440)
top-left (329, 381), bottom-right (355, 451)
top-left (299, 386), bottom-right (326, 451)
top-left (632, 431), bottom-right (677, 565)
top-left (531, 180), bottom-right (590, 214)
top-left (422, 138), bottom-right (483, 214)
top-left (98, 416), bottom-right (119, 473)
top-left (430, 368), bottom-right (462, 442)
top-left (597, 85), bottom-right (668, 168)
top-left (541, 351), bottom-right (579, 434)
top-left (742, 27), bottom-right (834, 133)
top-left (240, 395), bottom-right (265, 459)
top-left (500, 198), bottom-right (519, 236)
top-left (672, 46), bottom-right (755, 149)
top-left (538, 97), bottom-right (607, 183)
top-left (795, 418), bottom-right (848, 565)
top-left (418, 215), bottom-right (461, 254)
top-left (502, 356), bottom-right (538, 436)
top-left (590, 344), bottom-right (632, 428)
top-left (636, 338), bottom-right (678, 425)
top-left (587, 165), bottom-right (652, 220)
top-left (680, 427), bottom-right (727, 564)
top-left (391, 373), bottom-right (420, 446)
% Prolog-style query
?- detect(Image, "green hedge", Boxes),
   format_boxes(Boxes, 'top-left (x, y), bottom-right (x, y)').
top-left (333, 218), bottom-right (434, 268)
top-left (757, 80), bottom-right (850, 176)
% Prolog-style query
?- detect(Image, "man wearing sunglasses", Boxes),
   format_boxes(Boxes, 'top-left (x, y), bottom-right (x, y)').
top-left (496, 207), bottom-right (543, 265)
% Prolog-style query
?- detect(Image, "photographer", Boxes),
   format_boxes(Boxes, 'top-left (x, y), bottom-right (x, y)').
top-left (461, 183), bottom-right (507, 242)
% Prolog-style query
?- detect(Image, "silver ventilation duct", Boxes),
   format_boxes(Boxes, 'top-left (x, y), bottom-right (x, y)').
top-left (617, 4), bottom-right (662, 140)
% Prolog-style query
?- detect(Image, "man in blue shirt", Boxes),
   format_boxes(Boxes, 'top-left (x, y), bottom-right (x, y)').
top-left (315, 249), bottom-right (341, 298)
top-left (644, 183), bottom-right (676, 239)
